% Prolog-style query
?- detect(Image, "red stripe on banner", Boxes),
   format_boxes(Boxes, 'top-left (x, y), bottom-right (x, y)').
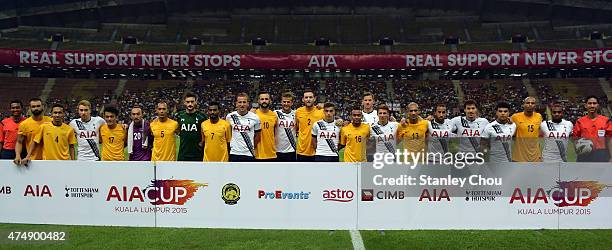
top-left (0, 48), bottom-right (610, 70)
top-left (323, 199), bottom-right (353, 202)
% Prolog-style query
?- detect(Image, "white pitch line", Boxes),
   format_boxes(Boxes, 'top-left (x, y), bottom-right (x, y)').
top-left (349, 230), bottom-right (366, 250)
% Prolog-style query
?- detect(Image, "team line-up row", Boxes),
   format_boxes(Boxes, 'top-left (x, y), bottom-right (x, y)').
top-left (2, 90), bottom-right (611, 165)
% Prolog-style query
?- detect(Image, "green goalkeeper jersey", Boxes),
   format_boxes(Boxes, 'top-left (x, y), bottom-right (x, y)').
top-left (175, 110), bottom-right (207, 161)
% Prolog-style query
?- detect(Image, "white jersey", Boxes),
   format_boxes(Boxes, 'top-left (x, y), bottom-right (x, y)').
top-left (540, 119), bottom-right (573, 162)
top-left (226, 111), bottom-right (261, 156)
top-left (369, 121), bottom-right (398, 154)
top-left (69, 116), bottom-right (105, 161)
top-left (481, 120), bottom-right (516, 163)
top-left (311, 120), bottom-right (340, 156)
top-left (450, 116), bottom-right (489, 153)
top-left (427, 119), bottom-right (454, 160)
top-left (274, 109), bottom-right (297, 153)
top-left (362, 110), bottom-right (378, 125)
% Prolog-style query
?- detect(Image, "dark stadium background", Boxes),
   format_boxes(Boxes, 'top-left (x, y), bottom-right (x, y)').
top-left (0, 0), bottom-right (609, 125)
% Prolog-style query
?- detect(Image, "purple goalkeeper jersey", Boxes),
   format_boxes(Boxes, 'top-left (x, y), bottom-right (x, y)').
top-left (129, 123), bottom-right (152, 161)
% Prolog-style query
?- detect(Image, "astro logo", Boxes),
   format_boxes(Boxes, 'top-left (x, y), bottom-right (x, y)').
top-left (509, 181), bottom-right (609, 207)
top-left (258, 190), bottom-right (310, 200)
top-left (322, 189), bottom-right (354, 202)
top-left (106, 179), bottom-right (208, 205)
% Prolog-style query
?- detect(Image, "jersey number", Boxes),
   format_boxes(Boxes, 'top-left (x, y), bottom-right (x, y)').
top-left (412, 132), bottom-right (420, 139)
top-left (354, 136), bottom-right (362, 143)
top-left (211, 133), bottom-right (215, 140)
top-left (161, 131), bottom-right (165, 138)
top-left (55, 136), bottom-right (58, 143)
top-left (527, 125), bottom-right (534, 132)
top-left (307, 119), bottom-right (311, 126)
top-left (109, 137), bottom-right (115, 143)
top-left (263, 122), bottom-right (270, 129)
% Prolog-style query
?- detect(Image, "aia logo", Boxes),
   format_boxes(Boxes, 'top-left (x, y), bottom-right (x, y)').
top-left (419, 189), bottom-right (450, 202)
top-left (509, 181), bottom-right (608, 207)
top-left (79, 131), bottom-right (97, 139)
top-left (24, 184), bottom-right (52, 197)
top-left (106, 179), bottom-right (207, 205)
top-left (322, 189), bottom-right (354, 202)
top-left (233, 124), bottom-right (251, 132)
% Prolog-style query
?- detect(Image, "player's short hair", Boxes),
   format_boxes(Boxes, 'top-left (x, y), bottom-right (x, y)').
top-left (29, 98), bottom-right (42, 103)
top-left (258, 91), bottom-right (270, 98)
top-left (236, 92), bottom-right (249, 101)
top-left (351, 105), bottom-right (362, 112)
top-left (208, 101), bottom-right (220, 108)
top-left (323, 102), bottom-right (335, 110)
top-left (523, 96), bottom-right (537, 103)
top-left (10, 100), bottom-right (22, 107)
top-left (407, 102), bottom-right (419, 109)
top-left (183, 92), bottom-right (197, 101)
top-left (464, 99), bottom-right (478, 109)
top-left (104, 106), bottom-right (119, 116)
top-left (495, 102), bottom-right (511, 111)
top-left (281, 91), bottom-right (295, 100)
top-left (377, 104), bottom-right (390, 113)
top-left (363, 91), bottom-right (375, 100)
top-left (585, 95), bottom-right (599, 104)
top-left (435, 103), bottom-right (446, 109)
top-left (131, 105), bottom-right (143, 113)
top-left (550, 103), bottom-right (564, 110)
top-left (157, 101), bottom-right (168, 108)
top-left (303, 89), bottom-right (316, 96)
top-left (51, 104), bottom-right (64, 110)
top-left (78, 100), bottom-right (91, 108)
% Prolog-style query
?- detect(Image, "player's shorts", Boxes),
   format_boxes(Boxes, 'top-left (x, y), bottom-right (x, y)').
top-left (177, 156), bottom-right (204, 162)
top-left (577, 149), bottom-right (610, 162)
top-left (276, 152), bottom-right (296, 162)
top-left (256, 157), bottom-right (277, 162)
top-left (0, 149), bottom-right (24, 160)
top-left (315, 155), bottom-right (339, 162)
top-left (229, 154), bottom-right (255, 162)
top-left (296, 154), bottom-right (315, 162)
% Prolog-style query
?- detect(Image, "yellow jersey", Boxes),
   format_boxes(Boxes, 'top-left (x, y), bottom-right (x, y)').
top-left (340, 123), bottom-right (370, 162)
top-left (296, 106), bottom-right (324, 156)
top-left (255, 109), bottom-right (278, 159)
top-left (511, 112), bottom-right (542, 162)
top-left (150, 118), bottom-right (179, 161)
top-left (201, 119), bottom-right (232, 162)
top-left (33, 123), bottom-right (76, 160)
top-left (397, 119), bottom-right (429, 155)
top-left (100, 124), bottom-right (126, 161)
top-left (17, 116), bottom-right (52, 160)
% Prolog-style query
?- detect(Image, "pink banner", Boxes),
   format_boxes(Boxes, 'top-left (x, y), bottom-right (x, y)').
top-left (0, 48), bottom-right (609, 70)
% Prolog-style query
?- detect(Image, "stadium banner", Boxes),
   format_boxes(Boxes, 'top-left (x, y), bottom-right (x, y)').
top-left (358, 162), bottom-right (612, 230)
top-left (0, 160), bottom-right (155, 227)
top-left (154, 162), bottom-right (359, 230)
top-left (0, 48), bottom-right (610, 70)
top-left (557, 163), bottom-right (612, 229)
top-left (1, 160), bottom-right (611, 229)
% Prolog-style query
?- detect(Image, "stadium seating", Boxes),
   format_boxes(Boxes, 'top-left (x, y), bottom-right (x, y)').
top-left (460, 79), bottom-right (528, 120)
top-left (0, 76), bottom-right (608, 126)
top-left (532, 78), bottom-right (609, 123)
top-left (0, 77), bottom-right (46, 109)
top-left (394, 80), bottom-right (459, 118)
